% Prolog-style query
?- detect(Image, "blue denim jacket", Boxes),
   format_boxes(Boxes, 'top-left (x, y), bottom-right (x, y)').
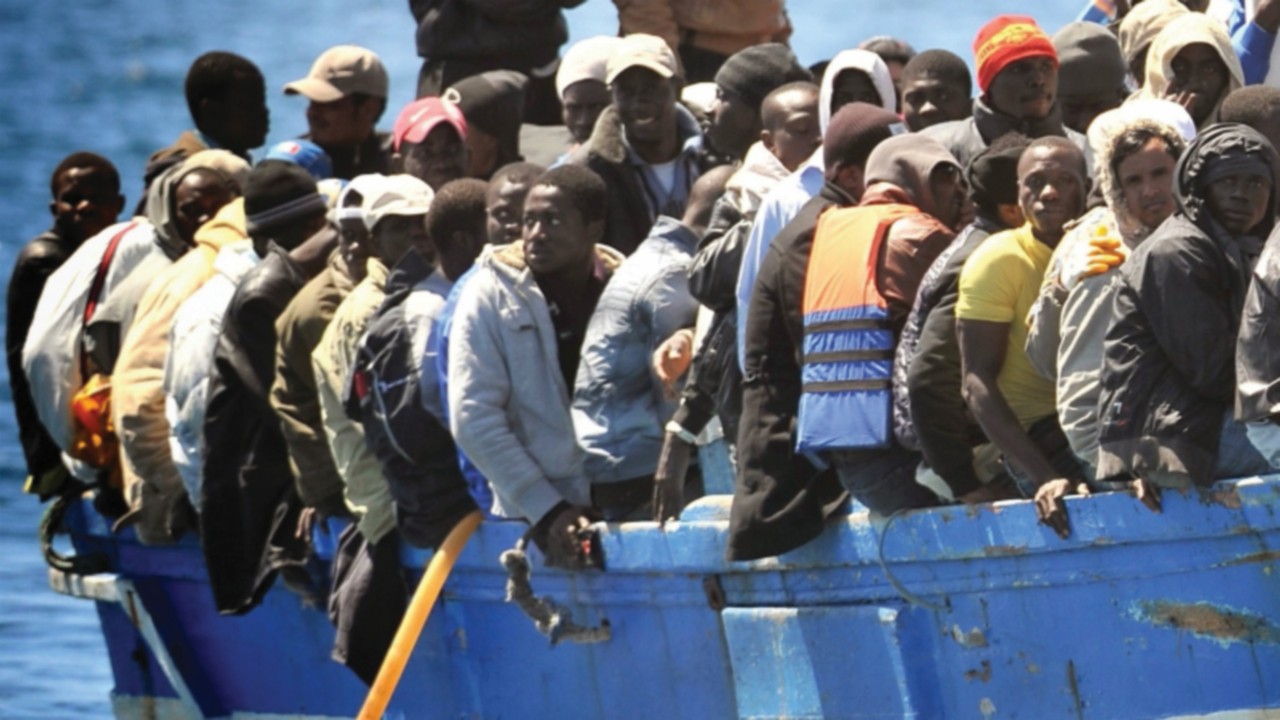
top-left (572, 217), bottom-right (700, 484)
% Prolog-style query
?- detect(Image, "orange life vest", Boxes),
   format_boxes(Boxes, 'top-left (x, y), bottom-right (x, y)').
top-left (797, 203), bottom-right (916, 452)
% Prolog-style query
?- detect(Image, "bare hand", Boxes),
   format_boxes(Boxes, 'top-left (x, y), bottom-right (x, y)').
top-left (1257, 0), bottom-right (1280, 33)
top-left (652, 328), bottom-right (695, 399)
top-left (1034, 479), bottom-right (1089, 539)
top-left (653, 432), bottom-right (694, 524)
top-left (1129, 477), bottom-right (1162, 514)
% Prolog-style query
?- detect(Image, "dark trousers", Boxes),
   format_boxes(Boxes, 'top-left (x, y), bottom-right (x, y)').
top-left (827, 444), bottom-right (942, 515)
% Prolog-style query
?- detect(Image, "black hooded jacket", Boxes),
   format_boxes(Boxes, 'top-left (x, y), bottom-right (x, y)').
top-left (1097, 124), bottom-right (1279, 484)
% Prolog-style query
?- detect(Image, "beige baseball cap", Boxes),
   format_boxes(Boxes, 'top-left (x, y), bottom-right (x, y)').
top-left (605, 33), bottom-right (679, 85)
top-left (284, 45), bottom-right (388, 102)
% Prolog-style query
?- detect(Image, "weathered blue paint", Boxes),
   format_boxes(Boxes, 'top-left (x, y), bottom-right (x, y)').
top-left (58, 476), bottom-right (1280, 719)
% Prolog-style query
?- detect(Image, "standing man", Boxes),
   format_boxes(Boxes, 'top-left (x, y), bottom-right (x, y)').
top-left (925, 16), bottom-right (1084, 169)
top-left (8, 153), bottom-right (124, 496)
top-left (573, 34), bottom-right (707, 255)
top-left (285, 45), bottom-right (393, 179)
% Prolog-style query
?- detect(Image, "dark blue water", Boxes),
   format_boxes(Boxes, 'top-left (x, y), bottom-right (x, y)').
top-left (0, 1), bottom-right (1077, 716)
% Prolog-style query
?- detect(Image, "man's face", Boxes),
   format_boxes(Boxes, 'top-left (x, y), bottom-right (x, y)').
top-left (338, 216), bottom-right (370, 282)
top-left (830, 70), bottom-right (883, 112)
top-left (208, 75), bottom-right (269, 153)
top-left (929, 164), bottom-right (973, 231)
top-left (487, 180), bottom-right (531, 245)
top-left (562, 80), bottom-right (611, 144)
top-left (1116, 137), bottom-right (1177, 231)
top-left (1167, 43), bottom-right (1229, 127)
top-left (707, 87), bottom-right (760, 160)
top-left (611, 67), bottom-right (678, 146)
top-left (987, 56), bottom-right (1057, 121)
top-left (522, 185), bottom-right (598, 276)
top-left (307, 95), bottom-right (377, 148)
top-left (1058, 90), bottom-right (1124, 135)
top-left (50, 167), bottom-right (123, 242)
top-left (901, 74), bottom-right (970, 131)
top-left (403, 124), bottom-right (468, 191)
top-left (370, 213), bottom-right (430, 267)
top-left (1206, 172), bottom-right (1272, 235)
top-left (173, 171), bottom-right (233, 246)
top-left (762, 91), bottom-right (820, 171)
top-left (1018, 145), bottom-right (1087, 244)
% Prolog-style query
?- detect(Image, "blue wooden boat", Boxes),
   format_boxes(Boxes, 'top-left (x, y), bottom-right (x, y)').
top-left (50, 476), bottom-right (1280, 719)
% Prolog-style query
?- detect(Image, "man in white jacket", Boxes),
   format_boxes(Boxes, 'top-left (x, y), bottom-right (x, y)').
top-left (448, 165), bottom-right (623, 569)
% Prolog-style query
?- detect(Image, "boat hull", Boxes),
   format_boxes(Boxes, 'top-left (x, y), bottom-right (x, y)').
top-left (56, 477), bottom-right (1280, 719)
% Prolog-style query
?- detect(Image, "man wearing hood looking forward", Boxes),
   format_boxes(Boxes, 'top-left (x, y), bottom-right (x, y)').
top-left (1137, 13), bottom-right (1244, 130)
top-left (925, 15), bottom-right (1085, 170)
top-left (1026, 101), bottom-right (1194, 520)
top-left (1096, 124), bottom-right (1280, 504)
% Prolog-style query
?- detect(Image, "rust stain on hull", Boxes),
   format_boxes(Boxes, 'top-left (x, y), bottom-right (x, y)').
top-left (1132, 600), bottom-right (1280, 646)
top-left (983, 545), bottom-right (1027, 558)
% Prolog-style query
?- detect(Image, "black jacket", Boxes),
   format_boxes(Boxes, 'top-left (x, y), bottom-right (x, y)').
top-left (346, 250), bottom-right (477, 549)
top-left (1097, 124), bottom-right (1278, 484)
top-left (201, 243), bottom-right (309, 614)
top-left (410, 0), bottom-right (581, 68)
top-left (6, 228), bottom-right (76, 484)
top-left (922, 98), bottom-right (1086, 170)
top-left (729, 182), bottom-right (855, 561)
top-left (899, 218), bottom-right (1001, 497)
top-left (571, 104), bottom-right (711, 255)
top-left (309, 131), bottom-right (394, 181)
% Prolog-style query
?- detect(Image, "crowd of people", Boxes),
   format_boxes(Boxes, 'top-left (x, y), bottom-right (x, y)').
top-left (12, 0), bottom-right (1280, 683)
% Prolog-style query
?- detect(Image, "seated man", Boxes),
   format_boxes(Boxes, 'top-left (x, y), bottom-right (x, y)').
top-left (1098, 124), bottom-right (1279, 493)
top-left (925, 15), bottom-right (1083, 169)
top-left (285, 45), bottom-right (392, 179)
top-left (8, 152), bottom-right (123, 495)
top-left (573, 33), bottom-right (707, 255)
top-left (1052, 23), bottom-right (1128, 134)
top-left (895, 135), bottom-right (1029, 503)
top-left (729, 102), bottom-right (903, 561)
top-left (202, 161), bottom-right (332, 613)
top-left (349, 179), bottom-right (490, 550)
top-left (899, 50), bottom-right (972, 133)
top-left (797, 133), bottom-right (969, 515)
top-left (1027, 103), bottom-right (1191, 481)
top-left (449, 165), bottom-right (624, 569)
top-left (314, 175), bottom-right (434, 547)
top-left (957, 137), bottom-right (1091, 538)
top-left (572, 167), bottom-right (732, 520)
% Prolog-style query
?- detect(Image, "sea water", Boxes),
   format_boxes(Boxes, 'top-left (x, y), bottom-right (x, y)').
top-left (0, 1), bottom-right (1077, 716)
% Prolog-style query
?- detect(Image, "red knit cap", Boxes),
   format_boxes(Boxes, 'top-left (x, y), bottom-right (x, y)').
top-left (973, 15), bottom-right (1058, 93)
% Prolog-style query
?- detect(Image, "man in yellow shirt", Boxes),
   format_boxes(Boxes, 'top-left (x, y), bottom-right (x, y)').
top-left (956, 136), bottom-right (1089, 538)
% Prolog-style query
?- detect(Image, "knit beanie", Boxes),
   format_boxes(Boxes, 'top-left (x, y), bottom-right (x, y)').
top-left (1054, 22), bottom-right (1127, 96)
top-left (973, 15), bottom-right (1058, 94)
top-left (967, 136), bottom-right (1029, 211)
top-left (243, 160), bottom-right (325, 235)
top-left (823, 102), bottom-right (905, 170)
top-left (715, 43), bottom-right (813, 112)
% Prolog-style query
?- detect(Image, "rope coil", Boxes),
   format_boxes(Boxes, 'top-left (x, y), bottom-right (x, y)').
top-left (500, 538), bottom-right (612, 646)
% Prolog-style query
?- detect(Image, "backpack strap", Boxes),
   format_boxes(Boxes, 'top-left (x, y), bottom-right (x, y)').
top-left (79, 221), bottom-right (138, 378)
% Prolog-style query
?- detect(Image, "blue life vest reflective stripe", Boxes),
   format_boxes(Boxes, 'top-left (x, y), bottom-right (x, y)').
top-left (796, 204), bottom-right (916, 453)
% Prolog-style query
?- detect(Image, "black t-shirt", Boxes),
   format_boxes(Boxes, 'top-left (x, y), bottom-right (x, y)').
top-left (540, 259), bottom-right (609, 392)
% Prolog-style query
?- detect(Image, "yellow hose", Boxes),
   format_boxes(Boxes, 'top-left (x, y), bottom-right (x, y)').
top-left (357, 510), bottom-right (483, 720)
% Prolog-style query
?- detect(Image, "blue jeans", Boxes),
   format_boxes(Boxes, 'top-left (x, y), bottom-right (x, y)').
top-left (827, 445), bottom-right (941, 515)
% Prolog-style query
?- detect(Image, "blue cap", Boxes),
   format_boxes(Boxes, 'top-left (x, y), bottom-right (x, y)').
top-left (263, 139), bottom-right (333, 180)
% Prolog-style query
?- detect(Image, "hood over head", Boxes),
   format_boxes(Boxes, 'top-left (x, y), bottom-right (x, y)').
top-left (1174, 122), bottom-right (1278, 236)
top-left (863, 133), bottom-right (959, 218)
top-left (1138, 13), bottom-right (1243, 127)
top-left (819, 49), bottom-right (897, 134)
top-left (1118, 0), bottom-right (1189, 68)
top-left (146, 150), bottom-right (247, 259)
top-left (1088, 99), bottom-right (1194, 241)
